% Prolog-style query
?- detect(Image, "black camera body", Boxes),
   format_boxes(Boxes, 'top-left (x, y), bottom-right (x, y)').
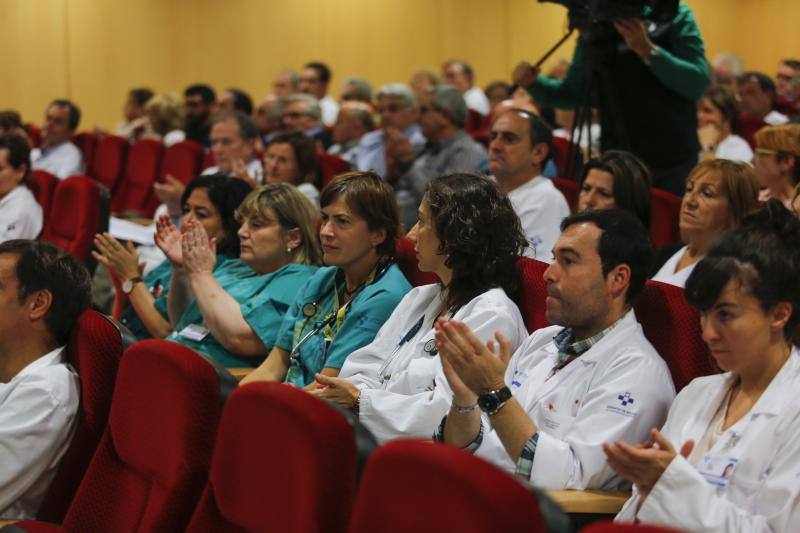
top-left (539, 0), bottom-right (679, 32)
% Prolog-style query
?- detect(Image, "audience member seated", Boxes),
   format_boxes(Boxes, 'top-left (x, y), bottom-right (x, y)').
top-left (183, 83), bottom-right (216, 147)
top-left (0, 110), bottom-right (28, 139)
top-left (776, 59), bottom-right (800, 110)
top-left (354, 83), bottom-right (426, 178)
top-left (697, 85), bottom-right (754, 163)
top-left (0, 135), bottom-right (42, 242)
top-left (202, 112), bottom-right (264, 185)
top-left (0, 240), bottom-right (91, 519)
top-left (489, 107), bottom-right (569, 262)
top-left (272, 68), bottom-right (300, 97)
top-left (578, 150), bottom-right (652, 229)
top-left (340, 77), bottom-right (373, 105)
top-left (390, 85), bottom-right (487, 229)
top-left (299, 61), bottom-right (339, 127)
top-left (143, 92), bottom-right (186, 147)
top-left (433, 209), bottom-right (675, 490)
top-left (218, 88), bottom-right (253, 115)
top-left (311, 172), bottom-right (528, 443)
top-left (328, 102), bottom-right (373, 164)
top-left (484, 81), bottom-right (513, 112)
top-left (166, 184), bottom-right (321, 367)
top-left (736, 72), bottom-right (789, 126)
top-left (95, 175), bottom-right (252, 340)
top-left (711, 51), bottom-right (743, 88)
top-left (280, 93), bottom-right (332, 150)
top-left (611, 200), bottom-right (800, 532)
top-left (242, 171), bottom-right (412, 388)
top-left (753, 124), bottom-right (800, 209)
top-left (30, 99), bottom-right (83, 180)
top-left (114, 87), bottom-right (153, 139)
top-left (264, 131), bottom-right (321, 205)
top-left (442, 60), bottom-right (490, 116)
top-left (254, 94), bottom-right (281, 144)
top-left (652, 159), bottom-right (760, 287)
top-left (409, 67), bottom-right (441, 102)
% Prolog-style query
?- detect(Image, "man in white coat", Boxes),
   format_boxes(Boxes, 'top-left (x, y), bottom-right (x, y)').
top-left (30, 100), bottom-right (84, 180)
top-left (489, 108), bottom-right (570, 262)
top-left (0, 240), bottom-right (92, 519)
top-left (434, 209), bottom-right (675, 490)
top-left (0, 135), bottom-right (43, 242)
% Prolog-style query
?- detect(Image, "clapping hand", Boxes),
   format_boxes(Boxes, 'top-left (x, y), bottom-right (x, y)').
top-left (182, 219), bottom-right (217, 275)
top-left (92, 233), bottom-right (142, 282)
top-left (155, 214), bottom-right (183, 266)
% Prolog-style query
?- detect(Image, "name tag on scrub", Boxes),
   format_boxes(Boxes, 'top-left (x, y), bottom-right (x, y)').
top-left (697, 453), bottom-right (738, 489)
top-left (178, 323), bottom-right (211, 342)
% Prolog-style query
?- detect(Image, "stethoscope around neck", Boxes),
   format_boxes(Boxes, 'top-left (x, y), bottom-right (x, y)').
top-left (377, 313), bottom-right (439, 384)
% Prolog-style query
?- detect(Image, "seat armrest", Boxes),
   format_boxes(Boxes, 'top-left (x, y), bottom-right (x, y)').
top-left (546, 489), bottom-right (630, 514)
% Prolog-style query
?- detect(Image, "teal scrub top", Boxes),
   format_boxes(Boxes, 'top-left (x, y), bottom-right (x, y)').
top-left (276, 263), bottom-right (412, 387)
top-left (170, 262), bottom-right (317, 368)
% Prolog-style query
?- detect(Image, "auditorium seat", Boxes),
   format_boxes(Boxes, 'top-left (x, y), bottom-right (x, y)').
top-left (650, 188), bottom-right (682, 249)
top-left (201, 149), bottom-right (215, 171)
top-left (111, 138), bottom-right (164, 216)
top-left (734, 114), bottom-right (767, 149)
top-left (72, 132), bottom-right (97, 171)
top-left (41, 175), bottom-right (105, 264)
top-left (160, 140), bottom-right (204, 185)
top-left (89, 135), bottom-right (128, 192)
top-left (35, 310), bottom-right (133, 524)
top-left (394, 236), bottom-right (439, 286)
top-left (581, 521), bottom-right (685, 533)
top-left (515, 257), bottom-right (550, 333)
top-left (26, 124), bottom-right (42, 148)
top-left (633, 280), bottom-right (717, 391)
top-left (552, 177), bottom-right (579, 211)
top-left (348, 440), bottom-right (544, 533)
top-left (13, 340), bottom-right (237, 533)
top-left (26, 170), bottom-right (59, 227)
top-left (319, 152), bottom-right (351, 189)
top-left (464, 108), bottom-right (485, 134)
top-left (551, 136), bottom-right (583, 180)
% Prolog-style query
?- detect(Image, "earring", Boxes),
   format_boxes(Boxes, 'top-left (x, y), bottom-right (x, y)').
top-left (286, 247), bottom-right (293, 253)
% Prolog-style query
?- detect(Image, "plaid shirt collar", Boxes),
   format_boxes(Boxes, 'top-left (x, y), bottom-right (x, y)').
top-left (553, 316), bottom-right (623, 365)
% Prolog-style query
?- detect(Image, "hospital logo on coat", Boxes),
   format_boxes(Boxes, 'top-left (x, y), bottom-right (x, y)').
top-left (618, 392), bottom-right (634, 407)
top-left (606, 392), bottom-right (637, 418)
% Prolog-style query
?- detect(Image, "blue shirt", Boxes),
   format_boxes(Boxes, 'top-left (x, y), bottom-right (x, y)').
top-left (276, 264), bottom-right (411, 387)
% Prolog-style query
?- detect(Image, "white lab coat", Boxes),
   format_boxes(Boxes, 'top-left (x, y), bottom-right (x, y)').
top-left (339, 285), bottom-right (528, 443)
top-left (0, 186), bottom-right (43, 242)
top-left (474, 310), bottom-right (676, 490)
top-left (506, 176), bottom-right (570, 263)
top-left (617, 348), bottom-right (800, 533)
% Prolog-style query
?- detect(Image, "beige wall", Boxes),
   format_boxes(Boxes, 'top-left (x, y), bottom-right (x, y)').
top-left (2, 0), bottom-right (798, 129)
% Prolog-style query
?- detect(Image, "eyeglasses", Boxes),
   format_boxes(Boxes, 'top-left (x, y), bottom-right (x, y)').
top-left (755, 148), bottom-right (780, 156)
top-left (377, 104), bottom-right (404, 114)
top-left (283, 112), bottom-right (309, 120)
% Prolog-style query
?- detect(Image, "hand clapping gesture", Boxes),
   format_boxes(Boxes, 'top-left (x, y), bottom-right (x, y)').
top-left (155, 214), bottom-right (183, 266)
top-left (181, 219), bottom-right (217, 275)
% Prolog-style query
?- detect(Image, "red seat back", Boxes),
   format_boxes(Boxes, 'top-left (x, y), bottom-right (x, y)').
top-left (650, 188), bottom-right (682, 249)
top-left (464, 108), bottom-right (486, 134)
top-left (349, 440), bottom-right (544, 533)
top-left (551, 136), bottom-right (582, 179)
top-left (112, 138), bottom-right (165, 216)
top-left (633, 280), bottom-right (717, 391)
top-left (186, 383), bottom-right (357, 533)
top-left (27, 169), bottom-right (59, 226)
top-left (55, 340), bottom-right (235, 532)
top-left (319, 152), bottom-right (351, 189)
top-left (552, 177), bottom-right (578, 211)
top-left (90, 135), bottom-right (129, 192)
top-left (581, 521), bottom-right (686, 533)
top-left (515, 257), bottom-right (550, 333)
top-left (72, 132), bottom-right (98, 171)
top-left (41, 175), bottom-right (103, 263)
top-left (201, 149), bottom-right (216, 171)
top-left (734, 114), bottom-right (767, 149)
top-left (27, 124), bottom-right (42, 148)
top-left (161, 140), bottom-right (204, 185)
top-left (36, 310), bottom-right (129, 523)
top-left (394, 236), bottom-right (439, 286)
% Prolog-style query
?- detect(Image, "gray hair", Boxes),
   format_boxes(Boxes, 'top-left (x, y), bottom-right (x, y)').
top-left (340, 104), bottom-right (375, 131)
top-left (712, 52), bottom-right (743, 76)
top-left (283, 93), bottom-right (321, 120)
top-left (431, 85), bottom-right (467, 128)
top-left (376, 83), bottom-right (417, 108)
top-left (277, 68), bottom-right (300, 89)
top-left (343, 77), bottom-right (373, 101)
top-left (212, 111), bottom-right (259, 141)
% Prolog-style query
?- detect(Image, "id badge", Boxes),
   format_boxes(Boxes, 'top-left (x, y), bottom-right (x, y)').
top-left (697, 453), bottom-right (738, 488)
top-left (178, 323), bottom-right (210, 342)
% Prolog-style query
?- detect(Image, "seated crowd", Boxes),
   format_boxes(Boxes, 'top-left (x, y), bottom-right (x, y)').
top-left (2, 48), bottom-right (800, 533)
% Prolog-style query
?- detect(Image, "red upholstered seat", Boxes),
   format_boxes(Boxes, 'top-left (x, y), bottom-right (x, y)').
top-left (89, 135), bottom-right (129, 192)
top-left (734, 114), bottom-right (767, 149)
top-left (633, 280), bottom-right (717, 391)
top-left (201, 149), bottom-right (215, 171)
top-left (27, 124), bottom-right (42, 148)
top-left (27, 169), bottom-right (59, 228)
top-left (581, 521), bottom-right (685, 532)
top-left (160, 140), bottom-right (204, 185)
top-left (72, 132), bottom-right (97, 171)
top-left (15, 340), bottom-right (236, 532)
top-left (35, 310), bottom-right (130, 524)
top-left (515, 257), bottom-right (550, 333)
top-left (551, 136), bottom-right (584, 180)
top-left (394, 236), bottom-right (439, 286)
top-left (41, 175), bottom-right (103, 263)
top-left (186, 382), bottom-right (357, 533)
top-left (348, 440), bottom-right (544, 533)
top-left (111, 138), bottom-right (164, 216)
top-left (552, 177), bottom-right (578, 212)
top-left (650, 188), bottom-right (682, 249)
top-left (464, 108), bottom-right (486, 134)
top-left (319, 152), bottom-right (351, 189)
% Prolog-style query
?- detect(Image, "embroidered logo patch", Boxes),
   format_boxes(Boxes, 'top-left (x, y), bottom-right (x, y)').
top-left (606, 392), bottom-right (637, 418)
top-left (618, 392), bottom-right (634, 407)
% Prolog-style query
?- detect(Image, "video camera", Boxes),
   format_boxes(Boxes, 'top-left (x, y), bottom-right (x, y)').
top-left (539, 0), bottom-right (679, 33)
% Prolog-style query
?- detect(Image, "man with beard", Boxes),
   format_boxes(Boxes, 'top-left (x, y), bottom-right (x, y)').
top-left (183, 84), bottom-right (216, 147)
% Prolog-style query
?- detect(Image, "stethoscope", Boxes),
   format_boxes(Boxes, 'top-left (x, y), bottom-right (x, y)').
top-left (377, 313), bottom-right (439, 384)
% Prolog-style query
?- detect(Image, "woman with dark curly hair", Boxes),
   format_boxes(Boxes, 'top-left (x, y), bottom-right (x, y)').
top-left (308, 172), bottom-right (529, 443)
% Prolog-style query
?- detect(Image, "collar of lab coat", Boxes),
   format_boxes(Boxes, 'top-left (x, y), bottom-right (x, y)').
top-left (558, 310), bottom-right (639, 365)
top-left (731, 347), bottom-right (800, 417)
top-left (7, 346), bottom-right (67, 384)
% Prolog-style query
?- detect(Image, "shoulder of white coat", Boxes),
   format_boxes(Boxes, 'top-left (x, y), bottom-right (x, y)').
top-left (509, 324), bottom-right (562, 366)
top-left (597, 318), bottom-right (676, 390)
top-left (455, 287), bottom-right (524, 326)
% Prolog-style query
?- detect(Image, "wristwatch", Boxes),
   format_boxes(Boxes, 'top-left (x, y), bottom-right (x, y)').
top-left (477, 386), bottom-right (512, 416)
top-left (121, 276), bottom-right (144, 294)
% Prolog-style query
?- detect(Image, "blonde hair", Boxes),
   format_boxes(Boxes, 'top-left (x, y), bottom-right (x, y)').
top-left (755, 124), bottom-right (800, 185)
top-left (236, 184), bottom-right (323, 266)
top-left (145, 92), bottom-right (184, 133)
top-left (685, 159), bottom-right (761, 228)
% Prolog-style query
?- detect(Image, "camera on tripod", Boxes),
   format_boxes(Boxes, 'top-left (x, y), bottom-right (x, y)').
top-left (539, 0), bottom-right (679, 33)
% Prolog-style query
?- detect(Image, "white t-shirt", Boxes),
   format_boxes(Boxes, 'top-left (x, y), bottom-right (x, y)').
top-left (463, 86), bottom-right (491, 116)
top-left (0, 347), bottom-right (79, 519)
top-left (202, 158), bottom-right (264, 185)
top-left (0, 186), bottom-right (43, 242)
top-left (716, 134), bottom-right (753, 163)
top-left (505, 176), bottom-right (571, 262)
top-left (30, 142), bottom-right (84, 180)
top-left (764, 110), bottom-right (790, 126)
top-left (297, 182), bottom-right (320, 207)
top-left (651, 245), bottom-right (698, 288)
top-left (320, 95), bottom-right (340, 127)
